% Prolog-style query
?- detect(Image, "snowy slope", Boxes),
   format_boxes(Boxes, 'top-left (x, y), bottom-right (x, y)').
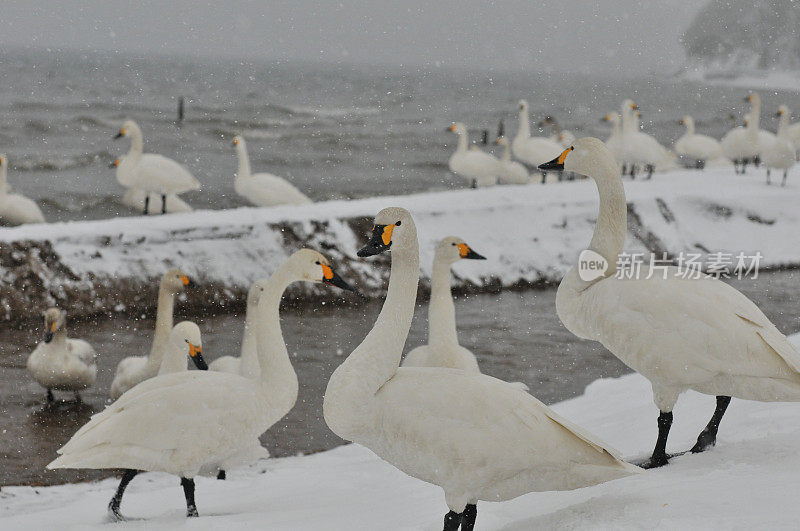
top-left (0, 166), bottom-right (798, 322)
top-left (5, 370), bottom-right (800, 529)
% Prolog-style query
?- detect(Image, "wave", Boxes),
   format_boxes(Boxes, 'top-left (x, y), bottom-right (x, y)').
top-left (14, 150), bottom-right (112, 172)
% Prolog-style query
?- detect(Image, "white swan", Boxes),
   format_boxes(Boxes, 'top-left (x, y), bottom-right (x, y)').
top-left (786, 117), bottom-right (800, 156)
top-left (601, 113), bottom-right (625, 169)
top-left (674, 115), bottom-right (723, 168)
top-left (109, 269), bottom-right (195, 399)
top-left (447, 123), bottom-right (499, 188)
top-left (50, 249), bottom-right (356, 520)
top-left (493, 137), bottom-right (530, 184)
top-left (324, 208), bottom-right (641, 530)
top-left (116, 184), bottom-right (193, 215)
top-left (26, 308), bottom-right (96, 403)
top-left (0, 155), bottom-right (45, 225)
top-left (762, 105), bottom-right (796, 186)
top-left (209, 262), bottom-right (355, 378)
top-left (721, 94), bottom-right (762, 173)
top-left (619, 101), bottom-right (676, 178)
top-left (512, 100), bottom-right (563, 183)
top-left (232, 135), bottom-right (312, 207)
top-left (540, 137), bottom-right (800, 469)
top-left (113, 120), bottom-right (200, 215)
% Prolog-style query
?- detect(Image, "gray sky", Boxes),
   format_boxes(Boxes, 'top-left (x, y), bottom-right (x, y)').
top-left (1, 0), bottom-right (704, 74)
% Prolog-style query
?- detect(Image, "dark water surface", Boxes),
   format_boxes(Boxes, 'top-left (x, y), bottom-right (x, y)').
top-left (0, 270), bottom-right (798, 486)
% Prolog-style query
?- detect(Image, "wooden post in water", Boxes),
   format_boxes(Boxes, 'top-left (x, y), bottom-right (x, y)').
top-left (177, 96), bottom-right (185, 125)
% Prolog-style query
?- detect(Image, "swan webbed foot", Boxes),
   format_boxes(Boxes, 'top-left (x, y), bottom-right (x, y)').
top-left (638, 453), bottom-right (671, 469)
top-left (181, 477), bottom-right (199, 517)
top-left (216, 470), bottom-right (226, 480)
top-left (461, 504), bottom-right (477, 531)
top-left (690, 395), bottom-right (731, 454)
top-left (46, 389), bottom-right (54, 403)
top-left (161, 194), bottom-right (167, 215)
top-left (637, 410), bottom-right (673, 469)
top-left (766, 168), bottom-right (771, 185)
top-left (443, 510), bottom-right (462, 531)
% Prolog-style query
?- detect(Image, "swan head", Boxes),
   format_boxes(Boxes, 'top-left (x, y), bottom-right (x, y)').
top-left (538, 137), bottom-right (614, 178)
top-left (162, 268), bottom-right (196, 293)
top-left (495, 136), bottom-right (509, 147)
top-left (42, 307), bottom-right (66, 343)
top-left (745, 92), bottom-right (761, 106)
top-left (621, 99), bottom-right (638, 113)
top-left (357, 207), bottom-right (415, 257)
top-left (232, 135), bottom-right (245, 148)
top-left (436, 236), bottom-right (486, 265)
top-left (0, 154), bottom-right (6, 170)
top-left (776, 105), bottom-right (790, 118)
top-left (601, 113), bottom-right (619, 125)
top-left (170, 321), bottom-right (206, 370)
top-left (518, 99), bottom-right (528, 111)
top-left (114, 120), bottom-right (139, 140)
top-left (247, 278), bottom-right (269, 308)
top-left (447, 122), bottom-right (467, 135)
top-left (288, 249), bottom-right (357, 293)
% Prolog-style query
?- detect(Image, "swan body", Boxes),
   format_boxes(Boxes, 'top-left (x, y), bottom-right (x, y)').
top-left (324, 207), bottom-right (640, 528)
top-left (494, 137), bottom-right (530, 184)
top-left (119, 187), bottom-right (193, 215)
top-left (27, 308), bottom-right (96, 401)
top-left (50, 250), bottom-right (354, 518)
top-left (602, 113), bottom-right (625, 167)
top-left (109, 269), bottom-right (194, 399)
top-left (512, 100), bottom-right (563, 168)
top-left (209, 279), bottom-right (268, 378)
top-left (674, 116), bottom-right (723, 165)
top-left (113, 120), bottom-right (200, 214)
top-left (545, 137), bottom-right (800, 468)
top-left (232, 136), bottom-right (312, 207)
top-left (762, 105), bottom-right (796, 185)
top-left (619, 101), bottom-right (676, 176)
top-left (721, 94), bottom-right (763, 173)
top-left (447, 123), bottom-right (499, 187)
top-left (0, 155), bottom-right (45, 225)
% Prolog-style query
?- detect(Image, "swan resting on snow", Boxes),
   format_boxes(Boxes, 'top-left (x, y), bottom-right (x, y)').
top-left (447, 122), bottom-right (499, 188)
top-left (0, 155), bottom-right (46, 225)
top-left (109, 269), bottom-right (196, 399)
top-left (674, 116), bottom-right (723, 169)
top-left (27, 308), bottom-right (97, 402)
top-left (113, 120), bottom-right (200, 215)
top-left (232, 135), bottom-right (312, 207)
top-left (540, 137), bottom-right (800, 469)
top-left (324, 207), bottom-right (641, 530)
top-left (51, 250), bottom-right (356, 520)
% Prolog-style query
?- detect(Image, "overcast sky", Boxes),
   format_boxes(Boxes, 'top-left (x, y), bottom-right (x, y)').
top-left (0, 0), bottom-right (705, 74)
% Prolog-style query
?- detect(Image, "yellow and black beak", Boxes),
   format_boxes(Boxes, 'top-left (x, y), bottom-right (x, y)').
top-left (457, 243), bottom-right (486, 260)
top-left (744, 95), bottom-right (752, 102)
top-left (188, 342), bottom-right (207, 370)
top-left (776, 110), bottom-right (783, 117)
top-left (180, 275), bottom-right (197, 288)
top-left (357, 224), bottom-right (395, 257)
top-left (539, 146), bottom-right (574, 171)
top-left (232, 137), bottom-right (240, 147)
top-left (446, 124), bottom-right (457, 133)
top-left (43, 321), bottom-right (57, 343)
top-left (109, 158), bottom-right (120, 168)
top-left (321, 263), bottom-right (358, 293)
top-left (113, 128), bottom-right (125, 139)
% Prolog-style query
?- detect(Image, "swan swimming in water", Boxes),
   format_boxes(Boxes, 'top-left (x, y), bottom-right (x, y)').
top-left (113, 120), bottom-right (200, 215)
top-left (324, 207), bottom-right (641, 530)
top-left (0, 155), bottom-right (46, 225)
top-left (109, 269), bottom-right (195, 399)
top-left (540, 137), bottom-right (800, 469)
top-left (447, 123), bottom-right (499, 188)
top-left (232, 135), bottom-right (312, 207)
top-left (27, 308), bottom-right (96, 403)
top-left (50, 250), bottom-right (357, 520)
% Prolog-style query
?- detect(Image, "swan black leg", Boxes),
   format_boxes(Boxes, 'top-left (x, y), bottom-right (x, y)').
top-left (46, 389), bottom-right (54, 402)
top-left (629, 165), bottom-right (636, 179)
top-left (766, 168), bottom-right (771, 185)
top-left (690, 395), bottom-right (731, 453)
top-left (108, 469), bottom-right (139, 521)
top-left (646, 164), bottom-right (654, 179)
top-left (470, 179), bottom-right (477, 189)
top-left (621, 163), bottom-right (627, 175)
top-left (540, 171), bottom-right (546, 184)
top-left (641, 410), bottom-right (673, 469)
top-left (161, 194), bottom-right (167, 214)
top-left (461, 504), bottom-right (477, 531)
top-left (443, 510), bottom-right (462, 531)
top-left (143, 195), bottom-right (150, 215)
top-left (181, 477), bottom-right (199, 517)
top-left (216, 470), bottom-right (226, 480)
top-left (782, 170), bottom-right (788, 187)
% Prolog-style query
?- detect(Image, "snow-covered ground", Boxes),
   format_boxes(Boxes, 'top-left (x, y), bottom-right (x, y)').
top-left (0, 165), bottom-right (798, 322)
top-left (683, 66), bottom-right (800, 92)
top-left (4, 353), bottom-right (800, 530)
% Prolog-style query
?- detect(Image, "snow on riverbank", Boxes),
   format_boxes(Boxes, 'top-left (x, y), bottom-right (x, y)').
top-left (683, 66), bottom-right (800, 93)
top-left (0, 165), bottom-right (798, 322)
top-left (5, 370), bottom-right (800, 529)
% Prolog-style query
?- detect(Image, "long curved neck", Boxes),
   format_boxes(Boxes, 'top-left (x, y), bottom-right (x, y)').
top-left (147, 284), bottom-right (175, 368)
top-left (51, 328), bottom-right (68, 349)
top-left (500, 141), bottom-right (511, 161)
top-left (325, 225), bottom-right (419, 434)
top-left (127, 127), bottom-right (143, 158)
top-left (586, 155), bottom-right (627, 284)
top-left (621, 109), bottom-right (634, 134)
top-left (238, 298), bottom-right (260, 379)
top-left (685, 119), bottom-right (695, 136)
top-left (428, 257), bottom-right (458, 348)
top-left (236, 143), bottom-right (252, 179)
top-left (778, 113), bottom-right (790, 137)
top-left (517, 108), bottom-right (530, 139)
top-left (0, 165), bottom-right (7, 192)
top-left (611, 119), bottom-right (621, 137)
top-left (456, 130), bottom-right (468, 153)
top-left (157, 341), bottom-right (186, 375)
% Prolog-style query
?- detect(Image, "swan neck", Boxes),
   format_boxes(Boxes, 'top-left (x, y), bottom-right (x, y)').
top-left (456, 130), bottom-right (468, 153)
top-left (128, 127), bottom-right (143, 157)
top-left (500, 141), bottom-right (511, 161)
top-left (253, 265), bottom-right (297, 393)
top-left (236, 143), bottom-right (252, 179)
top-left (0, 165), bottom-right (7, 191)
top-left (148, 284), bottom-right (176, 367)
top-left (685, 119), bottom-right (695, 136)
top-left (518, 108), bottom-right (531, 139)
top-left (428, 258), bottom-right (458, 348)
top-left (587, 157), bottom-right (627, 281)
top-left (621, 109), bottom-right (633, 134)
top-left (238, 299), bottom-right (260, 378)
top-left (157, 342), bottom-right (186, 375)
top-left (778, 113), bottom-right (790, 136)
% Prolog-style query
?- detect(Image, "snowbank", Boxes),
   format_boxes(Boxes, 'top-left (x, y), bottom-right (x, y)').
top-left (5, 371), bottom-right (800, 529)
top-left (683, 66), bottom-right (800, 93)
top-left (0, 166), bottom-right (798, 322)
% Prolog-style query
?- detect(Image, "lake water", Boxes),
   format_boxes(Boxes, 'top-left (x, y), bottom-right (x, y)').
top-left (1, 270), bottom-right (798, 486)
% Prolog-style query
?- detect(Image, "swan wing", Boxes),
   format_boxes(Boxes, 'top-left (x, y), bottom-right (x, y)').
top-left (243, 173), bottom-right (311, 206)
top-left (68, 339), bottom-right (97, 366)
top-left (136, 154), bottom-right (200, 192)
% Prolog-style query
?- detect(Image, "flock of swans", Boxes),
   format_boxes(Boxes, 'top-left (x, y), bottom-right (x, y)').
top-left (21, 133), bottom-right (800, 529)
top-left (448, 92), bottom-right (799, 188)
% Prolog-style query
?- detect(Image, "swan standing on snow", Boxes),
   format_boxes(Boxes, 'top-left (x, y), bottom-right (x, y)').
top-left (109, 269), bottom-right (195, 399)
top-left (721, 94), bottom-right (763, 174)
top-left (232, 135), bottom-right (312, 206)
top-left (540, 138), bottom-right (800, 469)
top-left (494, 137), bottom-right (530, 184)
top-left (762, 105), bottom-right (796, 186)
top-left (0, 155), bottom-right (45, 225)
top-left (619, 101), bottom-right (676, 179)
top-left (112, 176), bottom-right (193, 215)
top-left (50, 250), bottom-right (357, 519)
top-left (113, 120), bottom-right (200, 215)
top-left (106, 321), bottom-right (209, 520)
top-left (402, 237), bottom-right (486, 371)
top-left (674, 116), bottom-right (723, 169)
top-left (447, 123), bottom-right (499, 188)
top-left (27, 308), bottom-right (96, 403)
top-left (512, 100), bottom-right (563, 183)
top-left (324, 207), bottom-right (640, 530)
